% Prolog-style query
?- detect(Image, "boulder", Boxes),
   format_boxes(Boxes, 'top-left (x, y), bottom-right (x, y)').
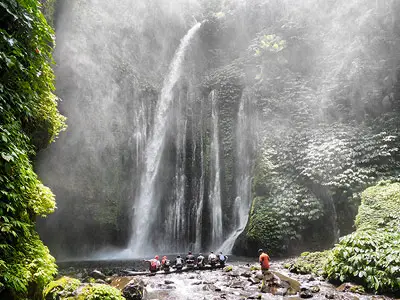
top-left (89, 270), bottom-right (106, 281)
top-left (241, 271), bottom-right (252, 278)
top-left (300, 289), bottom-right (313, 298)
top-left (122, 279), bottom-right (146, 300)
top-left (43, 277), bottom-right (81, 300)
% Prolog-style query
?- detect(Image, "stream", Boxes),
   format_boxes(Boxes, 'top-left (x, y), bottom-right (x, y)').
top-left (58, 258), bottom-right (396, 300)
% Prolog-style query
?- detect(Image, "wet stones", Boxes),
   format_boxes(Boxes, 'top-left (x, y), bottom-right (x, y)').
top-left (121, 279), bottom-right (146, 300)
top-left (89, 269), bottom-right (106, 281)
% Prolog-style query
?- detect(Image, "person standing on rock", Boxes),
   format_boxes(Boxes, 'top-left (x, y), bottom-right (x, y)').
top-left (258, 249), bottom-right (270, 290)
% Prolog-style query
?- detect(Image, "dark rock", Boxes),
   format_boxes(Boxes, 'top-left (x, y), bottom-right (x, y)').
top-left (122, 279), bottom-right (145, 300)
top-left (164, 280), bottom-right (174, 285)
top-left (241, 271), bottom-right (252, 278)
top-left (105, 277), bottom-right (113, 284)
top-left (215, 287), bottom-right (222, 292)
top-left (95, 279), bottom-right (107, 284)
top-left (325, 292), bottom-right (335, 299)
top-left (89, 270), bottom-right (106, 281)
top-left (192, 281), bottom-right (202, 285)
top-left (307, 275), bottom-right (316, 282)
top-left (300, 289), bottom-right (313, 298)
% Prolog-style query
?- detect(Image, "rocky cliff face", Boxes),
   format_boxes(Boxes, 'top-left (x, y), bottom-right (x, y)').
top-left (37, 0), bottom-right (400, 258)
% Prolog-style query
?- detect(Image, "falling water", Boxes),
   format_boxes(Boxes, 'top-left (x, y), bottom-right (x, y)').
top-left (129, 23), bottom-right (202, 256)
top-left (210, 90), bottom-right (223, 248)
top-left (194, 101), bottom-right (206, 252)
top-left (219, 92), bottom-right (253, 253)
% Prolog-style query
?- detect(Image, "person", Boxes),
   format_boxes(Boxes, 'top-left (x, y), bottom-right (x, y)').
top-left (144, 255), bottom-right (161, 273)
top-left (218, 251), bottom-right (228, 266)
top-left (175, 254), bottom-right (184, 271)
top-left (186, 251), bottom-right (195, 269)
top-left (196, 253), bottom-right (205, 268)
top-left (161, 255), bottom-right (171, 272)
top-left (208, 251), bottom-right (217, 267)
top-left (258, 249), bottom-right (270, 290)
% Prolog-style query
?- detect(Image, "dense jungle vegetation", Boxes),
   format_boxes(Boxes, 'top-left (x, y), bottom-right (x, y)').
top-left (0, 0), bottom-right (65, 298)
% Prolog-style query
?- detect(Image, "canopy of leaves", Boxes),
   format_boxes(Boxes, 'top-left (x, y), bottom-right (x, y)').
top-left (0, 0), bottom-right (65, 298)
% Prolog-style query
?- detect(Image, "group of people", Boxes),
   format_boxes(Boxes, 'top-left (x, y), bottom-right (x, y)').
top-left (144, 248), bottom-right (270, 292)
top-left (145, 251), bottom-right (228, 273)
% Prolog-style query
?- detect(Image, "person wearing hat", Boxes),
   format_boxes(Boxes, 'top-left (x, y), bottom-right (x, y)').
top-left (144, 255), bottom-right (161, 273)
top-left (258, 249), bottom-right (270, 290)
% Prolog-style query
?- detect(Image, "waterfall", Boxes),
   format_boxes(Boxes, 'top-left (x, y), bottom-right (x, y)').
top-left (210, 90), bottom-right (223, 248)
top-left (129, 23), bottom-right (201, 256)
top-left (219, 92), bottom-right (253, 253)
top-left (194, 100), bottom-right (205, 252)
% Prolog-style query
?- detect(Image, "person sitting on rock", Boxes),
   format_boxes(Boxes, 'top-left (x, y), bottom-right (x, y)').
top-left (144, 255), bottom-right (161, 273)
top-left (161, 255), bottom-right (171, 272)
top-left (175, 254), bottom-right (184, 271)
top-left (186, 251), bottom-right (195, 268)
top-left (196, 253), bottom-right (205, 268)
top-left (218, 251), bottom-right (228, 266)
top-left (258, 249), bottom-right (270, 290)
top-left (208, 251), bottom-right (217, 267)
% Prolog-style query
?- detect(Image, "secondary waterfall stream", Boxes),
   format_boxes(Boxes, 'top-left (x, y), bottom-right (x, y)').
top-left (129, 23), bottom-right (201, 256)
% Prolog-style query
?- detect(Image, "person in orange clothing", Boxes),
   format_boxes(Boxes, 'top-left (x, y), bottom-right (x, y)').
top-left (258, 248), bottom-right (270, 290)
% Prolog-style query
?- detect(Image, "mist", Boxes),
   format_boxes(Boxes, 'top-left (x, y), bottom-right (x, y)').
top-left (37, 0), bottom-right (400, 259)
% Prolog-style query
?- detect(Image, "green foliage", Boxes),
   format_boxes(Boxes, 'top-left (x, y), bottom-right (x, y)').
top-left (247, 150), bottom-right (324, 254)
top-left (78, 284), bottom-right (125, 300)
top-left (324, 229), bottom-right (400, 293)
top-left (324, 182), bottom-right (400, 293)
top-left (288, 251), bottom-right (330, 276)
top-left (355, 181), bottom-right (400, 230)
top-left (0, 0), bottom-right (65, 298)
top-left (43, 277), bottom-right (81, 300)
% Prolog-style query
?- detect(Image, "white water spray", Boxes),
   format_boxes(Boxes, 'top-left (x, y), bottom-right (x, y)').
top-left (129, 23), bottom-right (202, 256)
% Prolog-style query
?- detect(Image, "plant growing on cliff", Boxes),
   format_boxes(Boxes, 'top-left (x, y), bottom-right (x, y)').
top-left (0, 0), bottom-right (65, 298)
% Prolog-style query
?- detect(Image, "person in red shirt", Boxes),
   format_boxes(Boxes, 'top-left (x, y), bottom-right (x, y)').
top-left (258, 249), bottom-right (270, 290)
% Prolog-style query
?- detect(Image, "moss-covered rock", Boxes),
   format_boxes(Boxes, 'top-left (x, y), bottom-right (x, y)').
top-left (77, 284), bottom-right (125, 300)
top-left (288, 251), bottom-right (329, 276)
top-left (355, 181), bottom-right (400, 230)
top-left (43, 277), bottom-right (81, 300)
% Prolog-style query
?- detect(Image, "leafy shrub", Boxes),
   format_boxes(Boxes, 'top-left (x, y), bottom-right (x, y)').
top-left (324, 182), bottom-right (400, 293)
top-left (43, 277), bottom-right (81, 300)
top-left (78, 284), bottom-right (125, 300)
top-left (325, 229), bottom-right (400, 293)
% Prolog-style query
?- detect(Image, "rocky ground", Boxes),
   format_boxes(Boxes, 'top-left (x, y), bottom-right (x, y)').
top-left (55, 259), bottom-right (396, 300)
